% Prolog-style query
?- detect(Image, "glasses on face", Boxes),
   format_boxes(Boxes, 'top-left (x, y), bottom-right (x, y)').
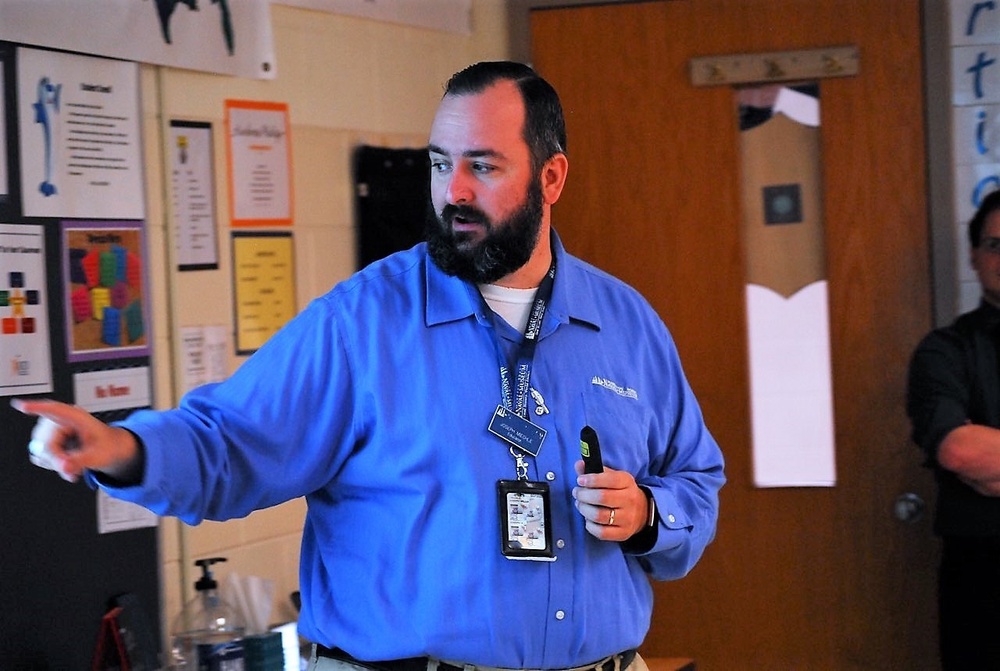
top-left (981, 237), bottom-right (1000, 254)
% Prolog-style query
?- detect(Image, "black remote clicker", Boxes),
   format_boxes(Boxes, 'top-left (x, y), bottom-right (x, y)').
top-left (579, 425), bottom-right (605, 474)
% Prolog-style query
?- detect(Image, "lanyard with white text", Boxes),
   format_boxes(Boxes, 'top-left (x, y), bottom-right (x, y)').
top-left (482, 258), bottom-right (556, 480)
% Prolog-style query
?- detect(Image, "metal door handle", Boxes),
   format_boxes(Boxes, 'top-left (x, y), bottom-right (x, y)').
top-left (894, 492), bottom-right (925, 524)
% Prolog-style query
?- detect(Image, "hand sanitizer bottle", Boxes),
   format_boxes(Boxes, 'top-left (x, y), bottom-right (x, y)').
top-left (169, 557), bottom-right (246, 670)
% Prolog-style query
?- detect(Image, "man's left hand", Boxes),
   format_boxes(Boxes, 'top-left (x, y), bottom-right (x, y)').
top-left (572, 460), bottom-right (650, 541)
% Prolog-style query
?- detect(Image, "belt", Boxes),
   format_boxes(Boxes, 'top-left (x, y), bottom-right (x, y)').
top-left (313, 645), bottom-right (637, 671)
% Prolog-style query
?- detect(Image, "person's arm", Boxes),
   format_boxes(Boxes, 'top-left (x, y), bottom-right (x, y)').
top-left (905, 326), bottom-right (1000, 495)
top-left (938, 423), bottom-right (1000, 496)
top-left (11, 398), bottom-right (143, 484)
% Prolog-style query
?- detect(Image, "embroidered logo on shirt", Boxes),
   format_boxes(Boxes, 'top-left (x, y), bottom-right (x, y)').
top-left (591, 376), bottom-right (639, 400)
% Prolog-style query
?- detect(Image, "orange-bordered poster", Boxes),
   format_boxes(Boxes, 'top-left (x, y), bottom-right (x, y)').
top-left (224, 99), bottom-right (293, 227)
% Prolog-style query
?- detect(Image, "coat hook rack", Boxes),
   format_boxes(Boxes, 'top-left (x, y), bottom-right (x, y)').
top-left (689, 45), bottom-right (859, 87)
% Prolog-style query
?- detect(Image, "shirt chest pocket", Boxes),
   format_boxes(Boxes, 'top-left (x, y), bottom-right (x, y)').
top-left (580, 390), bottom-right (652, 475)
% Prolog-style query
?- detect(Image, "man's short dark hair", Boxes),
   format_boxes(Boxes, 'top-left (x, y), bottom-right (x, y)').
top-left (444, 61), bottom-right (567, 172)
top-left (970, 189), bottom-right (1000, 248)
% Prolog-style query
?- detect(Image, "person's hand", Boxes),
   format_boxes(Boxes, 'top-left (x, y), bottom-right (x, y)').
top-left (959, 473), bottom-right (1000, 497)
top-left (572, 460), bottom-right (650, 541)
top-left (10, 398), bottom-right (141, 483)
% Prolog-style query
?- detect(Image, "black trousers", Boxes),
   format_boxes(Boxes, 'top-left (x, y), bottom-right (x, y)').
top-left (939, 536), bottom-right (1000, 670)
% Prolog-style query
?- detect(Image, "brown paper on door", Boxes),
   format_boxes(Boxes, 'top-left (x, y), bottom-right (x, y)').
top-left (740, 114), bottom-right (824, 297)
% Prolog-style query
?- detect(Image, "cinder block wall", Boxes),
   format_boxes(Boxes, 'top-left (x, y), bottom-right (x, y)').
top-left (137, 1), bottom-right (509, 649)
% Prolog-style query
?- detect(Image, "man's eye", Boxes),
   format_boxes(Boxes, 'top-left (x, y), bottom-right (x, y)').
top-left (472, 163), bottom-right (495, 173)
top-left (430, 160), bottom-right (450, 173)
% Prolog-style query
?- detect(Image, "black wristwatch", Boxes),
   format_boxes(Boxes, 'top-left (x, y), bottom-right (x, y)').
top-left (640, 485), bottom-right (657, 528)
top-left (621, 485), bottom-right (659, 553)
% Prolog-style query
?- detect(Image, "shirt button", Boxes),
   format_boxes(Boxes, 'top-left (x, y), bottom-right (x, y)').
top-left (667, 514), bottom-right (676, 524)
top-left (555, 610), bottom-right (566, 620)
top-left (556, 539), bottom-right (565, 549)
top-left (546, 471), bottom-right (556, 481)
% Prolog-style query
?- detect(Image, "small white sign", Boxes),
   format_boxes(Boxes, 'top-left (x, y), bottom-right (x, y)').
top-left (181, 325), bottom-right (230, 393)
top-left (97, 490), bottom-right (158, 534)
top-left (73, 367), bottom-right (151, 414)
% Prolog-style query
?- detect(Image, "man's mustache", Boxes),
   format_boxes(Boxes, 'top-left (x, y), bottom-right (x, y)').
top-left (441, 204), bottom-right (490, 228)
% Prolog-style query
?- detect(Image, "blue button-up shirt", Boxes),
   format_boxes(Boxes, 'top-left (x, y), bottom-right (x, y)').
top-left (108, 232), bottom-right (725, 669)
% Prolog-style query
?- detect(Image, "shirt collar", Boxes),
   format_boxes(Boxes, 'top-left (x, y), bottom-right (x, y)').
top-left (424, 229), bottom-right (603, 333)
top-left (974, 299), bottom-right (1000, 330)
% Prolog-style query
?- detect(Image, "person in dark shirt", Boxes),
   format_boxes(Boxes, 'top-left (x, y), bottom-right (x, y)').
top-left (907, 188), bottom-right (1000, 669)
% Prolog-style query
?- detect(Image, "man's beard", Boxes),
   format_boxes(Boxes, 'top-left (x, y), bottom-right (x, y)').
top-left (426, 180), bottom-right (544, 284)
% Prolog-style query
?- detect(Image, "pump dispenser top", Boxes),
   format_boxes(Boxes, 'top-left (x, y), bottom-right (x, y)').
top-left (169, 556), bottom-right (246, 669)
top-left (195, 557), bottom-right (224, 592)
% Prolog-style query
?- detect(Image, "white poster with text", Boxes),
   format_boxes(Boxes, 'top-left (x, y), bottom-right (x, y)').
top-left (18, 47), bottom-right (144, 220)
top-left (0, 223), bottom-right (52, 396)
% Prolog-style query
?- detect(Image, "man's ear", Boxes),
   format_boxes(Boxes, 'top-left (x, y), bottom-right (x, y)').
top-left (540, 153), bottom-right (569, 205)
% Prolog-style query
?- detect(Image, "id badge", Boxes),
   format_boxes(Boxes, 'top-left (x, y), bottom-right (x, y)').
top-left (497, 480), bottom-right (556, 561)
top-left (488, 405), bottom-right (546, 456)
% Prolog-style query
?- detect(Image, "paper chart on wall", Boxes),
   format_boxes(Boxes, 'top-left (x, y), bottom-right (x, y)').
top-left (170, 120), bottom-right (219, 270)
top-left (17, 47), bottom-right (144, 220)
top-left (225, 100), bottom-right (293, 226)
top-left (0, 65), bottom-right (8, 203)
top-left (0, 223), bottom-right (53, 396)
top-left (232, 231), bottom-right (295, 354)
top-left (180, 324), bottom-right (229, 393)
top-left (0, 0), bottom-right (276, 80)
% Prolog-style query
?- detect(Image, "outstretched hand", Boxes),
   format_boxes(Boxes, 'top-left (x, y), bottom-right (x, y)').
top-left (572, 460), bottom-right (650, 541)
top-left (10, 398), bottom-right (141, 484)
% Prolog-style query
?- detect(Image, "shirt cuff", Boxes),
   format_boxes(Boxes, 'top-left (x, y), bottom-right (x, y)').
top-left (620, 485), bottom-right (659, 554)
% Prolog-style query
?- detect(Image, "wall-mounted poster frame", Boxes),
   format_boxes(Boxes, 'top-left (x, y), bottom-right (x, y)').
top-left (224, 99), bottom-right (293, 227)
top-left (0, 222), bottom-right (53, 396)
top-left (17, 46), bottom-right (144, 221)
top-left (170, 119), bottom-right (219, 271)
top-left (0, 42), bottom-right (16, 218)
top-left (231, 230), bottom-right (295, 354)
top-left (62, 220), bottom-right (150, 362)
top-left (0, 46), bottom-right (8, 207)
top-left (0, 0), bottom-right (276, 80)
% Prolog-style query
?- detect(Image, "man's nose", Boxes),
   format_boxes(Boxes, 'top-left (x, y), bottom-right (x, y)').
top-left (446, 167), bottom-right (474, 205)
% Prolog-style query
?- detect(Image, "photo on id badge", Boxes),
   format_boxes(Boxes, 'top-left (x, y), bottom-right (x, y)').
top-left (497, 479), bottom-right (555, 561)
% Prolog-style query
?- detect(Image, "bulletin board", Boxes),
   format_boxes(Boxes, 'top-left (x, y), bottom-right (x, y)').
top-left (0, 42), bottom-right (160, 668)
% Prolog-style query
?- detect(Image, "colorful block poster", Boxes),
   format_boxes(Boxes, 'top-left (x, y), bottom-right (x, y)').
top-left (17, 47), bottom-right (144, 220)
top-left (0, 223), bottom-right (52, 396)
top-left (63, 221), bottom-right (150, 361)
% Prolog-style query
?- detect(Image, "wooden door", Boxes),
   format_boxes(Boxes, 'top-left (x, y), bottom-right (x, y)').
top-left (531, 2), bottom-right (936, 669)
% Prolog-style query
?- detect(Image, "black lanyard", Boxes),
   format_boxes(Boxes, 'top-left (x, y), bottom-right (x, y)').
top-left (481, 257), bottom-right (556, 420)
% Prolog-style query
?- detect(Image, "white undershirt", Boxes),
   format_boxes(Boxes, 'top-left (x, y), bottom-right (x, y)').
top-left (478, 283), bottom-right (538, 333)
